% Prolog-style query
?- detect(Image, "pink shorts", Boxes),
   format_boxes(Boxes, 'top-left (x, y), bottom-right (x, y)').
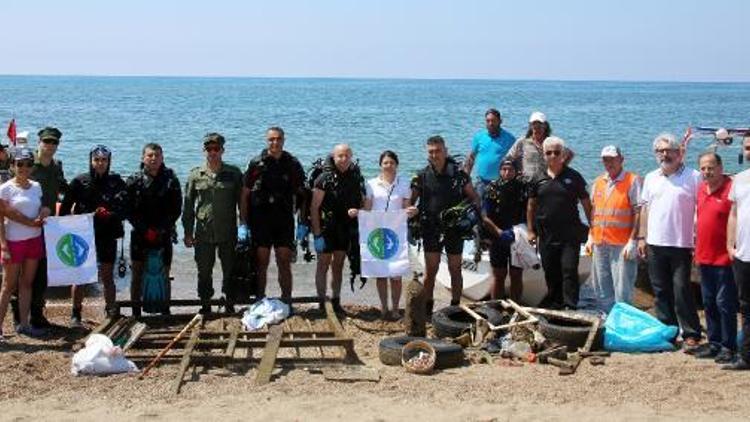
top-left (2, 236), bottom-right (45, 264)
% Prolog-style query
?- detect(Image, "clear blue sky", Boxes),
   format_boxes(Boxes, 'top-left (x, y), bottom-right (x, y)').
top-left (3, 0), bottom-right (748, 81)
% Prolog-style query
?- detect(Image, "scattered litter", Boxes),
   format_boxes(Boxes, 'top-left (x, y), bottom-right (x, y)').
top-left (72, 334), bottom-right (138, 376)
top-left (241, 298), bottom-right (291, 331)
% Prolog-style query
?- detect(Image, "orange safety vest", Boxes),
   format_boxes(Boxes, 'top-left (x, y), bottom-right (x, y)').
top-left (591, 171), bottom-right (637, 245)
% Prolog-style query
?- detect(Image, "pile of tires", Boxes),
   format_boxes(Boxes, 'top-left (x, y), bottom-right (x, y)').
top-left (431, 305), bottom-right (508, 338)
top-left (378, 336), bottom-right (464, 369)
top-left (534, 314), bottom-right (605, 351)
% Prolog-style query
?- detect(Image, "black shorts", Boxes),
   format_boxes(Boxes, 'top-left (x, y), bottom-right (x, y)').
top-left (130, 231), bottom-right (173, 266)
top-left (322, 223), bottom-right (355, 253)
top-left (251, 214), bottom-right (294, 249)
top-left (96, 238), bottom-right (118, 264)
top-left (422, 227), bottom-right (464, 255)
top-left (489, 238), bottom-right (521, 269)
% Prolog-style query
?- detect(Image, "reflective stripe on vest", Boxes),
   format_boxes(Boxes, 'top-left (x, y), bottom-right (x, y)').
top-left (591, 172), bottom-right (636, 245)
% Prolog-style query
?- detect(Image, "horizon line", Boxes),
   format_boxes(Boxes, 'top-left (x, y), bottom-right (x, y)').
top-left (1, 72), bottom-right (749, 85)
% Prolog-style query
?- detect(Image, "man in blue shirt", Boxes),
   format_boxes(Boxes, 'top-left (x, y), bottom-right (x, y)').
top-left (464, 108), bottom-right (517, 200)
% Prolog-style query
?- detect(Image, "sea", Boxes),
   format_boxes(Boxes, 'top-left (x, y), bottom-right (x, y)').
top-left (1, 76), bottom-right (749, 307)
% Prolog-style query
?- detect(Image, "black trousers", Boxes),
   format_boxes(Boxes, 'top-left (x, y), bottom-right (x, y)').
top-left (733, 258), bottom-right (750, 359)
top-left (538, 241), bottom-right (580, 309)
top-left (647, 245), bottom-right (701, 340)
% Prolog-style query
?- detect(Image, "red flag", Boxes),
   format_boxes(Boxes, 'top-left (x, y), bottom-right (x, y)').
top-left (6, 119), bottom-right (16, 145)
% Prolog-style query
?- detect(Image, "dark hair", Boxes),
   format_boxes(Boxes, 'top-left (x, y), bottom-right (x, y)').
top-left (698, 151), bottom-right (723, 166)
top-left (379, 150), bottom-right (399, 165)
top-left (267, 126), bottom-right (285, 138)
top-left (485, 108), bottom-right (501, 120)
top-left (426, 135), bottom-right (446, 146)
top-left (525, 121), bottom-right (552, 139)
top-left (203, 132), bottom-right (225, 145)
top-left (142, 142), bottom-right (163, 155)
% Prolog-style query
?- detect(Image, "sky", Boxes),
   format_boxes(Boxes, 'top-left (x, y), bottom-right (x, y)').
top-left (2, 0), bottom-right (749, 82)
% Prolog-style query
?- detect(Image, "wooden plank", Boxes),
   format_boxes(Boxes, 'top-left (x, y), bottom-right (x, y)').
top-left (224, 323), bottom-right (240, 363)
top-left (123, 322), bottom-right (148, 352)
top-left (172, 327), bottom-right (200, 395)
top-left (135, 337), bottom-right (353, 349)
top-left (139, 314), bottom-right (203, 379)
top-left (141, 330), bottom-right (335, 338)
top-left (306, 319), bottom-right (325, 358)
top-left (322, 365), bottom-right (380, 382)
top-left (325, 301), bottom-right (356, 363)
top-left (90, 316), bottom-right (115, 336)
top-left (255, 324), bottom-right (284, 385)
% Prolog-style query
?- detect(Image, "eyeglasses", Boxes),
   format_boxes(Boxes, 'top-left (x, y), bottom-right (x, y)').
top-left (544, 150), bottom-right (562, 156)
top-left (15, 160), bottom-right (34, 168)
top-left (204, 145), bottom-right (221, 152)
top-left (41, 138), bottom-right (59, 145)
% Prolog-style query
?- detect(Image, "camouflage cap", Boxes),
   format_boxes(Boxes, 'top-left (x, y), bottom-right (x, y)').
top-left (202, 132), bottom-right (225, 147)
top-left (38, 126), bottom-right (62, 141)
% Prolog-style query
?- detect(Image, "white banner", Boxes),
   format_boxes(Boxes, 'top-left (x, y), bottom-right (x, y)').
top-left (44, 214), bottom-right (98, 286)
top-left (358, 210), bottom-right (409, 278)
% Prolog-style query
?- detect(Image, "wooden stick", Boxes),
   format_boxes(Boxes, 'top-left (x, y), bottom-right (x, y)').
top-left (172, 326), bottom-right (200, 395)
top-left (520, 306), bottom-right (598, 324)
top-left (255, 324), bottom-right (284, 385)
top-left (139, 314), bottom-right (202, 379)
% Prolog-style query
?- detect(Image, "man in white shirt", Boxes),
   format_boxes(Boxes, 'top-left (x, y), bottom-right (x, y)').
top-left (637, 133), bottom-right (702, 350)
top-left (724, 135), bottom-right (750, 370)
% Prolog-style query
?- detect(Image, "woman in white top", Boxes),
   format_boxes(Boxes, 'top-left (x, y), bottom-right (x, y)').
top-left (363, 151), bottom-right (417, 319)
top-left (0, 148), bottom-right (51, 341)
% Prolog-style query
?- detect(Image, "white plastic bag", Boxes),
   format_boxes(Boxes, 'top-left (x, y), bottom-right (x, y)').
top-left (241, 298), bottom-right (290, 331)
top-left (71, 334), bottom-right (138, 376)
top-left (511, 224), bottom-right (541, 270)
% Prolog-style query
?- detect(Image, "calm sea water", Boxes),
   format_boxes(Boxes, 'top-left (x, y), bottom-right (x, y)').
top-left (2, 76), bottom-right (749, 303)
top-left (2, 76), bottom-right (749, 184)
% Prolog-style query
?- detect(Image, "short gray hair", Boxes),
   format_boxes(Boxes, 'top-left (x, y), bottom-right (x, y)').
top-left (652, 133), bottom-right (680, 151)
top-left (542, 136), bottom-right (566, 150)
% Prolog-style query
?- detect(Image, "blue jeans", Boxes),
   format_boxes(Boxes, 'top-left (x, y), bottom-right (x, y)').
top-left (700, 265), bottom-right (738, 351)
top-left (579, 243), bottom-right (638, 313)
top-left (647, 245), bottom-right (702, 340)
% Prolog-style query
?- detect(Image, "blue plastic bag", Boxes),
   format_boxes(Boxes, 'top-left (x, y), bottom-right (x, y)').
top-left (604, 302), bottom-right (678, 352)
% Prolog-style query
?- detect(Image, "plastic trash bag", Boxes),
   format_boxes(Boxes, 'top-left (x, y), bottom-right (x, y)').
top-left (241, 298), bottom-right (290, 331)
top-left (71, 334), bottom-right (138, 376)
top-left (604, 302), bottom-right (678, 352)
top-left (511, 224), bottom-right (541, 270)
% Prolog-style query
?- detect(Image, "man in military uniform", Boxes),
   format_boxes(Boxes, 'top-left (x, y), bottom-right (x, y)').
top-left (183, 133), bottom-right (243, 314)
top-left (240, 127), bottom-right (306, 306)
top-left (126, 143), bottom-right (182, 316)
top-left (18, 127), bottom-right (68, 328)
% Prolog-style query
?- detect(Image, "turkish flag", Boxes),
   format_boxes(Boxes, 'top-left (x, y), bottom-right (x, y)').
top-left (6, 119), bottom-right (16, 145)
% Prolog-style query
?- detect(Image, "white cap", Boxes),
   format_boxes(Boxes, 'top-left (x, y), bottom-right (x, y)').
top-left (529, 111), bottom-right (547, 123)
top-left (715, 128), bottom-right (730, 140)
top-left (600, 145), bottom-right (622, 158)
top-left (16, 131), bottom-right (29, 140)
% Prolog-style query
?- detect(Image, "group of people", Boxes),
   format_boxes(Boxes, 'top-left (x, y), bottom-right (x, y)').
top-left (0, 112), bottom-right (748, 372)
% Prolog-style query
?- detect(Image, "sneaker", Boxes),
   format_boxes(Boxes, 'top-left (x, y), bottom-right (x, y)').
top-left (693, 343), bottom-right (720, 359)
top-left (16, 324), bottom-right (47, 338)
top-left (0, 330), bottom-right (5, 343)
top-left (70, 308), bottom-right (83, 328)
top-left (714, 348), bottom-right (736, 364)
top-left (199, 304), bottom-right (212, 315)
top-left (30, 315), bottom-right (54, 330)
top-left (331, 297), bottom-right (345, 315)
top-left (721, 356), bottom-right (750, 371)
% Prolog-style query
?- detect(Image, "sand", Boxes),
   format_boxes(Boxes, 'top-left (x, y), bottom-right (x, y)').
top-left (1, 299), bottom-right (748, 422)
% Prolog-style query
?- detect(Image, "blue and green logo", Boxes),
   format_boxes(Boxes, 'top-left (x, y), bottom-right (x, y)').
top-left (56, 233), bottom-right (90, 267)
top-left (367, 228), bottom-right (399, 260)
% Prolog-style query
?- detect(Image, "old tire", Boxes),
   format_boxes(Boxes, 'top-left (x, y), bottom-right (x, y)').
top-left (535, 314), bottom-right (605, 351)
top-left (379, 336), bottom-right (464, 369)
top-left (431, 305), bottom-right (507, 338)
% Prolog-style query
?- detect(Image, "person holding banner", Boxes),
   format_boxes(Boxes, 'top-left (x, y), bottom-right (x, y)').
top-left (59, 145), bottom-right (128, 325)
top-left (0, 147), bottom-right (51, 340)
top-left (362, 150), bottom-right (417, 320)
top-left (126, 143), bottom-right (182, 316)
top-left (310, 144), bottom-right (365, 314)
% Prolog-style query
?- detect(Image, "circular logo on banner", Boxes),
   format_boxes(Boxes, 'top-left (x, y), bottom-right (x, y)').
top-left (367, 228), bottom-right (399, 260)
top-left (56, 233), bottom-right (90, 267)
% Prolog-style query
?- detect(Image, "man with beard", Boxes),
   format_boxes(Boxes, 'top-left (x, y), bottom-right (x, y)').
top-left (637, 133), bottom-right (702, 351)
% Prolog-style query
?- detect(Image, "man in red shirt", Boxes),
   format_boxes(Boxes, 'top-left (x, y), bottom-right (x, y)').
top-left (694, 152), bottom-right (737, 363)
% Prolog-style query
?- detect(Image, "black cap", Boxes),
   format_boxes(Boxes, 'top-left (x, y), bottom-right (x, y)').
top-left (202, 132), bottom-right (225, 147)
top-left (38, 126), bottom-right (62, 141)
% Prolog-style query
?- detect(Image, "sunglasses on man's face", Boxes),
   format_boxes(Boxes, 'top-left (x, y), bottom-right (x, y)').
top-left (204, 145), bottom-right (221, 152)
top-left (15, 160), bottom-right (34, 168)
top-left (544, 150), bottom-right (562, 156)
top-left (41, 138), bottom-right (59, 145)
